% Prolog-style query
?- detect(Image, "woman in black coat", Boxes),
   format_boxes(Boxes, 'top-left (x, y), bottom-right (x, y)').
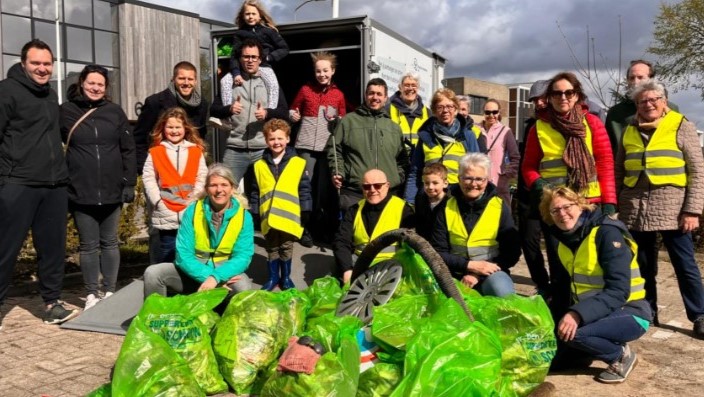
top-left (60, 65), bottom-right (136, 310)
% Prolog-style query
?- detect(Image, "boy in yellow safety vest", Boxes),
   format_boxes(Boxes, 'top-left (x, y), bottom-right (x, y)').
top-left (250, 119), bottom-right (312, 290)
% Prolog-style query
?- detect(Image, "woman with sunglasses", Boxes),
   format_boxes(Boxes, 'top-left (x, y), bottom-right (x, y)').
top-left (404, 88), bottom-right (480, 205)
top-left (479, 99), bottom-right (520, 206)
top-left (60, 65), bottom-right (136, 310)
top-left (431, 153), bottom-right (519, 297)
top-left (614, 80), bottom-right (704, 336)
top-left (539, 186), bottom-right (650, 383)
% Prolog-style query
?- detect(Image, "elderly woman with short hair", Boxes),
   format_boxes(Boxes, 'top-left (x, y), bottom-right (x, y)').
top-left (430, 152), bottom-right (519, 297)
top-left (615, 80), bottom-right (704, 336)
top-left (388, 72), bottom-right (430, 152)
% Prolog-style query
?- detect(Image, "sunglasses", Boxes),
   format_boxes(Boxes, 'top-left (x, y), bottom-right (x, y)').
top-left (297, 336), bottom-right (326, 355)
top-left (362, 182), bottom-right (388, 191)
top-left (550, 89), bottom-right (577, 99)
top-left (484, 110), bottom-right (499, 115)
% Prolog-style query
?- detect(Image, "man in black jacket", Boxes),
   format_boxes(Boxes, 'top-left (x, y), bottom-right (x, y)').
top-left (0, 39), bottom-right (79, 327)
top-left (133, 61), bottom-right (209, 174)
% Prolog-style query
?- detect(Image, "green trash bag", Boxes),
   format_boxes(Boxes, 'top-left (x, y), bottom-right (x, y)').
top-left (212, 289), bottom-right (309, 395)
top-left (356, 362), bottom-right (403, 397)
top-left (467, 294), bottom-right (556, 397)
top-left (392, 243), bottom-right (442, 297)
top-left (196, 310), bottom-right (220, 333)
top-left (141, 289), bottom-right (229, 395)
top-left (260, 334), bottom-right (361, 397)
top-left (303, 313), bottom-right (364, 354)
top-left (371, 294), bottom-right (435, 354)
top-left (390, 298), bottom-right (503, 397)
top-left (111, 311), bottom-right (204, 397)
top-left (86, 383), bottom-right (111, 397)
top-left (304, 276), bottom-right (343, 320)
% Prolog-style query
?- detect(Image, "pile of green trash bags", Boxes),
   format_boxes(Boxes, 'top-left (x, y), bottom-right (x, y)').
top-left (88, 244), bottom-right (556, 396)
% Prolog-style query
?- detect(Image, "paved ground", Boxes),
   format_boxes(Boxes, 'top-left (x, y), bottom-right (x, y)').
top-left (0, 239), bottom-right (703, 396)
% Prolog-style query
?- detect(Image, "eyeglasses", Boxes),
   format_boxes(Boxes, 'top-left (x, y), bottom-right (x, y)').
top-left (435, 105), bottom-right (456, 112)
top-left (549, 203), bottom-right (577, 215)
top-left (296, 336), bottom-right (326, 355)
top-left (637, 97), bottom-right (662, 107)
top-left (402, 84), bottom-right (418, 89)
top-left (550, 90), bottom-right (576, 99)
top-left (362, 182), bottom-right (388, 191)
top-left (484, 110), bottom-right (500, 116)
top-left (461, 176), bottom-right (487, 183)
top-left (241, 55), bottom-right (260, 61)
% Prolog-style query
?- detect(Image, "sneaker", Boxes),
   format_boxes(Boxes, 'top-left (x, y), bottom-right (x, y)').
top-left (84, 294), bottom-right (101, 310)
top-left (299, 230), bottom-right (314, 248)
top-left (104, 291), bottom-right (114, 299)
top-left (596, 344), bottom-right (637, 383)
top-left (694, 317), bottom-right (704, 338)
top-left (44, 302), bottom-right (79, 325)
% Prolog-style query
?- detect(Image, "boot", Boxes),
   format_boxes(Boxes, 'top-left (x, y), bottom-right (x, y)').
top-left (261, 260), bottom-right (280, 291)
top-left (279, 259), bottom-right (295, 290)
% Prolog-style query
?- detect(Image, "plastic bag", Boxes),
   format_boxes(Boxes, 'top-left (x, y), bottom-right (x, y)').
top-left (303, 313), bottom-right (364, 354)
top-left (212, 289), bottom-right (309, 395)
top-left (260, 334), bottom-right (361, 397)
top-left (371, 294), bottom-right (434, 354)
top-left (390, 298), bottom-right (503, 397)
top-left (392, 243), bottom-right (442, 297)
top-left (85, 384), bottom-right (111, 397)
top-left (467, 294), bottom-right (556, 396)
top-left (356, 362), bottom-right (403, 397)
top-left (304, 276), bottom-right (343, 320)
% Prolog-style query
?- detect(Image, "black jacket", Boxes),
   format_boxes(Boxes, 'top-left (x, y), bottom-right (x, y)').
top-left (0, 63), bottom-right (68, 186)
top-left (249, 146), bottom-right (313, 215)
top-left (60, 89), bottom-right (136, 205)
top-left (333, 194), bottom-right (415, 272)
top-left (414, 193), bottom-right (448, 242)
top-left (229, 24), bottom-right (289, 75)
top-left (133, 88), bottom-right (209, 173)
top-left (431, 183), bottom-right (520, 277)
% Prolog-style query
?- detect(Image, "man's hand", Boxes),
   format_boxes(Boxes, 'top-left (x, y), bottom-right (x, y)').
top-left (234, 75), bottom-right (244, 86)
top-left (342, 270), bottom-right (352, 285)
top-left (680, 213), bottom-right (699, 233)
top-left (198, 276), bottom-right (218, 291)
top-left (231, 95), bottom-right (243, 115)
top-left (467, 260), bottom-right (500, 276)
top-left (332, 175), bottom-right (343, 189)
top-left (254, 101), bottom-right (267, 121)
top-left (461, 274), bottom-right (480, 289)
top-left (557, 311), bottom-right (581, 342)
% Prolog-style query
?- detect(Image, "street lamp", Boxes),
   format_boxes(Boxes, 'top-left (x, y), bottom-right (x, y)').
top-left (294, 0), bottom-right (340, 21)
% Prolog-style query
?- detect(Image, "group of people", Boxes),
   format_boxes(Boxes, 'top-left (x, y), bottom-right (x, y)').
top-left (1, 0), bottom-right (702, 387)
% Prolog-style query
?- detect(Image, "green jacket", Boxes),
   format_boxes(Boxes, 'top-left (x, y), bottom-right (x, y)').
top-left (605, 98), bottom-right (679, 154)
top-left (326, 105), bottom-right (407, 192)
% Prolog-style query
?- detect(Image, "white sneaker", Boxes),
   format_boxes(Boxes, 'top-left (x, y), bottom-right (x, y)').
top-left (103, 292), bottom-right (113, 299)
top-left (84, 294), bottom-right (100, 310)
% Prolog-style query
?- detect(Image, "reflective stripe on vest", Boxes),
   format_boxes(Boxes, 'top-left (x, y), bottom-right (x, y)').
top-left (557, 226), bottom-right (646, 303)
top-left (622, 111), bottom-right (686, 188)
top-left (390, 105), bottom-right (429, 146)
top-left (353, 196), bottom-right (405, 260)
top-left (423, 141), bottom-right (467, 184)
top-left (446, 196), bottom-right (503, 260)
top-left (254, 156), bottom-right (306, 239)
top-left (535, 119), bottom-right (601, 198)
top-left (151, 145), bottom-right (202, 212)
top-left (193, 199), bottom-right (244, 265)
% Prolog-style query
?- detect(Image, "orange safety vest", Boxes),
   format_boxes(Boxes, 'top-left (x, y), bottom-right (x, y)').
top-left (150, 145), bottom-right (202, 212)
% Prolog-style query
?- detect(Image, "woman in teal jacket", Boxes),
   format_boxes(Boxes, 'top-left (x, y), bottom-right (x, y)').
top-left (143, 163), bottom-right (254, 297)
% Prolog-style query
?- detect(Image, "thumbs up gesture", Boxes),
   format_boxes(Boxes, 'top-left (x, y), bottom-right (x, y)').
top-left (231, 95), bottom-right (243, 115)
top-left (254, 101), bottom-right (267, 121)
top-left (290, 107), bottom-right (301, 122)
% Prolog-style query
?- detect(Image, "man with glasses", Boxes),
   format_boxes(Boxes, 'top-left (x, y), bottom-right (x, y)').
top-left (0, 39), bottom-right (79, 327)
top-left (327, 78), bottom-right (407, 211)
top-left (605, 59), bottom-right (679, 154)
top-left (210, 38), bottom-right (288, 190)
top-left (332, 169), bottom-right (414, 284)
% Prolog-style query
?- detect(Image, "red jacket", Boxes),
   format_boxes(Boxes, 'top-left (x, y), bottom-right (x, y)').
top-left (521, 105), bottom-right (616, 205)
top-left (289, 82), bottom-right (347, 118)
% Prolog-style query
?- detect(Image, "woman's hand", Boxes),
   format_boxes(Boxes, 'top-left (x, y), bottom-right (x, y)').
top-left (198, 276), bottom-right (218, 291)
top-left (467, 260), bottom-right (500, 276)
top-left (557, 311), bottom-right (582, 342)
top-left (223, 275), bottom-right (243, 290)
top-left (461, 274), bottom-right (480, 289)
top-left (680, 213), bottom-right (699, 233)
top-left (290, 108), bottom-right (301, 122)
top-left (234, 75), bottom-right (244, 86)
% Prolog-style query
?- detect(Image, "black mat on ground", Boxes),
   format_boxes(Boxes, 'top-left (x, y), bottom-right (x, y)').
top-left (61, 279), bottom-right (144, 336)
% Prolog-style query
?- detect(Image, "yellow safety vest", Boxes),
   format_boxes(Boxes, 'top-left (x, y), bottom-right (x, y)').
top-left (390, 104), bottom-right (429, 147)
top-left (352, 196), bottom-right (405, 260)
top-left (446, 196), bottom-right (503, 260)
top-left (254, 156), bottom-right (306, 238)
top-left (535, 119), bottom-right (601, 199)
top-left (557, 226), bottom-right (646, 303)
top-left (423, 141), bottom-right (466, 184)
top-left (472, 125), bottom-right (482, 140)
top-left (193, 199), bottom-right (245, 265)
top-left (622, 111), bottom-right (686, 188)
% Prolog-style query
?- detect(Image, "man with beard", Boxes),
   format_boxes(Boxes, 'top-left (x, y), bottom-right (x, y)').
top-left (133, 61), bottom-right (209, 174)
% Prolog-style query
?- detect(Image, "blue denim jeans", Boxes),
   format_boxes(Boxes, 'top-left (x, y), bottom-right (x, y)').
top-left (566, 310), bottom-right (647, 364)
top-left (631, 229), bottom-right (704, 322)
top-left (222, 147), bottom-right (264, 189)
top-left (477, 271), bottom-right (515, 297)
top-left (157, 229), bottom-right (177, 264)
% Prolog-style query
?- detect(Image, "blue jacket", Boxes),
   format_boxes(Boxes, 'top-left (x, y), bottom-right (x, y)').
top-left (404, 115), bottom-right (480, 203)
top-left (249, 146), bottom-right (313, 215)
top-left (175, 196), bottom-right (254, 283)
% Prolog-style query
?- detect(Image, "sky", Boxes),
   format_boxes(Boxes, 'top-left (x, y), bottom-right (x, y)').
top-left (144, 0), bottom-right (701, 127)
